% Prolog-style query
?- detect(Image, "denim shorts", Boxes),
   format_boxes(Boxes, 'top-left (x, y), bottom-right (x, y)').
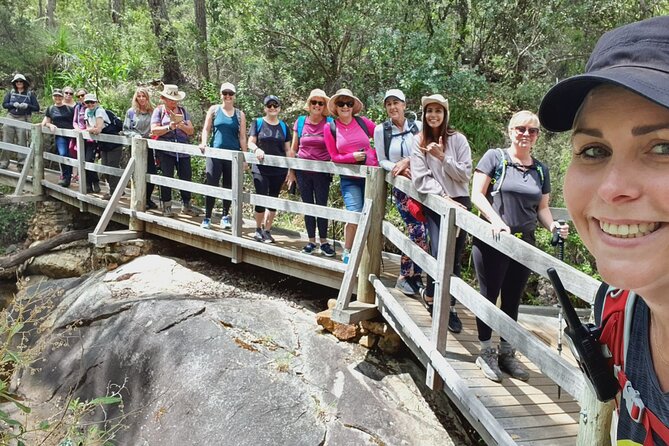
top-left (340, 176), bottom-right (365, 212)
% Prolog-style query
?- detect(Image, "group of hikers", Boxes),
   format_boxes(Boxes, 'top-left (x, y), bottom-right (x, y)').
top-left (2, 15), bottom-right (669, 443)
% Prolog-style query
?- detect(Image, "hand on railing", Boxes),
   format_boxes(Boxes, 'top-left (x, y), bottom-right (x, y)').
top-left (253, 147), bottom-right (265, 162)
top-left (391, 157), bottom-right (411, 178)
top-left (490, 219), bottom-right (511, 241)
top-left (198, 143), bottom-right (207, 154)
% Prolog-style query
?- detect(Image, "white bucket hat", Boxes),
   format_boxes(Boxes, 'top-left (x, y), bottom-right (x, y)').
top-left (160, 84), bottom-right (186, 101)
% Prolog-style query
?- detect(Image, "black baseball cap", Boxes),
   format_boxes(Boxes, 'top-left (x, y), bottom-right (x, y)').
top-left (539, 16), bottom-right (669, 133)
top-left (263, 95), bottom-right (280, 106)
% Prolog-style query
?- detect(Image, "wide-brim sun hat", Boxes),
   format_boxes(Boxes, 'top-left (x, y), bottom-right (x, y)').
top-left (383, 89), bottom-right (406, 103)
top-left (421, 94), bottom-right (449, 115)
top-left (539, 16), bottom-right (669, 133)
top-left (83, 93), bottom-right (98, 103)
top-left (11, 74), bottom-right (28, 86)
top-left (220, 82), bottom-right (236, 93)
top-left (328, 88), bottom-right (363, 116)
top-left (304, 88), bottom-right (330, 114)
top-left (160, 84), bottom-right (186, 101)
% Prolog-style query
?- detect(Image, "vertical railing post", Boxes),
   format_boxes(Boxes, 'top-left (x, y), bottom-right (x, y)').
top-left (31, 124), bottom-right (43, 196)
top-left (130, 137), bottom-right (147, 232)
top-left (231, 151), bottom-right (244, 264)
top-left (357, 167), bottom-right (385, 304)
top-left (576, 368), bottom-right (614, 445)
top-left (426, 206), bottom-right (457, 391)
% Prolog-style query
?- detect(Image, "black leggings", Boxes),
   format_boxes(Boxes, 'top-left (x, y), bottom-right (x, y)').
top-left (424, 196), bottom-right (471, 305)
top-left (296, 170), bottom-right (331, 240)
top-left (204, 157), bottom-right (233, 218)
top-left (157, 152), bottom-right (192, 204)
top-left (471, 231), bottom-right (535, 342)
top-left (253, 173), bottom-right (285, 213)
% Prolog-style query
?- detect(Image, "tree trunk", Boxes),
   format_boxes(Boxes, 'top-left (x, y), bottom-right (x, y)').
top-left (193, 0), bottom-right (210, 83)
top-left (46, 0), bottom-right (56, 27)
top-left (0, 230), bottom-right (90, 270)
top-left (146, 0), bottom-right (185, 85)
top-left (111, 0), bottom-right (122, 25)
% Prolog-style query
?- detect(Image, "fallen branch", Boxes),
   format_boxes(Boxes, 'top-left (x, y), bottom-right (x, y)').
top-left (0, 229), bottom-right (91, 270)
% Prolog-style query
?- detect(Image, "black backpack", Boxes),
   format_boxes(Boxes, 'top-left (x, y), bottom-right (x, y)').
top-left (382, 118), bottom-right (419, 159)
top-left (99, 109), bottom-right (124, 151)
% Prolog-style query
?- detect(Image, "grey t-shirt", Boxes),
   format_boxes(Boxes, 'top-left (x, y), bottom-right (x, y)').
top-left (617, 297), bottom-right (669, 445)
top-left (475, 148), bottom-right (550, 233)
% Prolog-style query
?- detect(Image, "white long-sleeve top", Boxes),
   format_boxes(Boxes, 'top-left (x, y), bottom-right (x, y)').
top-left (373, 119), bottom-right (422, 171)
top-left (410, 131), bottom-right (472, 198)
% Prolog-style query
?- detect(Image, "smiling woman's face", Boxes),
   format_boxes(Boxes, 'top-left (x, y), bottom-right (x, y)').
top-left (565, 85), bottom-right (669, 300)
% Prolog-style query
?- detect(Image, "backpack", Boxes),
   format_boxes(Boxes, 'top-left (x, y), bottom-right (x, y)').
top-left (295, 115), bottom-right (334, 143)
top-left (328, 115), bottom-right (370, 140)
top-left (490, 148), bottom-right (545, 196)
top-left (382, 118), bottom-right (419, 160)
top-left (594, 285), bottom-right (669, 445)
top-left (255, 117), bottom-right (287, 140)
top-left (98, 109), bottom-right (124, 151)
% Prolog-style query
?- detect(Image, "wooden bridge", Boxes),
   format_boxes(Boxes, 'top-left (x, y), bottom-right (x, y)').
top-left (0, 118), bottom-right (614, 445)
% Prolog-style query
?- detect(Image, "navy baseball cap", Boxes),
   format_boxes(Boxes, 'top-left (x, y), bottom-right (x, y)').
top-left (263, 95), bottom-right (280, 106)
top-left (539, 16), bottom-right (669, 132)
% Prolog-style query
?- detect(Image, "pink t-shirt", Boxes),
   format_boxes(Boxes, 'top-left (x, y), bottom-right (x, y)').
top-left (324, 116), bottom-right (378, 166)
top-left (293, 116), bottom-right (330, 162)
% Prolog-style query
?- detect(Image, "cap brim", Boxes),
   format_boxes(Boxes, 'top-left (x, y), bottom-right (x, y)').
top-left (539, 67), bottom-right (669, 132)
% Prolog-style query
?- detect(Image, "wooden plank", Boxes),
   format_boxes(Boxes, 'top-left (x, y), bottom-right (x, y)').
top-left (450, 276), bottom-right (585, 400)
top-left (0, 194), bottom-right (44, 204)
top-left (147, 173), bottom-right (232, 200)
top-left (358, 168), bottom-right (385, 304)
top-left (14, 145), bottom-right (35, 196)
top-left (31, 124), bottom-right (44, 196)
top-left (84, 161), bottom-right (125, 177)
top-left (88, 230), bottom-right (140, 245)
top-left (333, 199), bottom-right (374, 317)
top-left (0, 141), bottom-right (30, 156)
top-left (248, 192), bottom-right (359, 224)
top-left (43, 151), bottom-right (78, 167)
top-left (427, 207), bottom-right (457, 390)
top-left (382, 221), bottom-right (438, 279)
top-left (231, 151), bottom-right (244, 263)
top-left (92, 158), bottom-right (135, 236)
top-left (331, 302), bottom-right (378, 325)
top-left (497, 412), bottom-right (578, 429)
top-left (0, 117), bottom-right (33, 130)
top-left (371, 276), bottom-right (518, 446)
top-left (130, 137), bottom-right (147, 231)
top-left (507, 424), bottom-right (579, 442)
top-left (488, 401), bottom-right (581, 418)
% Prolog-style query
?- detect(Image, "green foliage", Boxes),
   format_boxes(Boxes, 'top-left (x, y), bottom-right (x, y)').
top-left (0, 190), bottom-right (34, 253)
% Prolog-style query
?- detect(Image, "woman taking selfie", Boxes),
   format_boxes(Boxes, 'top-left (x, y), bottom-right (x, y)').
top-left (539, 16), bottom-right (669, 444)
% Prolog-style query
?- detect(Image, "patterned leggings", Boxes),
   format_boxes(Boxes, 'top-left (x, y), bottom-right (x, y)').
top-left (393, 188), bottom-right (429, 277)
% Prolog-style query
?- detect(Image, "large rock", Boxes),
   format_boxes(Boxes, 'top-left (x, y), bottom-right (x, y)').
top-left (13, 255), bottom-right (470, 445)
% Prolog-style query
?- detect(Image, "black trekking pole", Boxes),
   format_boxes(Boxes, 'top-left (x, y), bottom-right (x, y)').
top-left (550, 219), bottom-right (566, 398)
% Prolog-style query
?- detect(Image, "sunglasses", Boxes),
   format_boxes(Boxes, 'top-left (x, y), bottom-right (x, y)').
top-left (84, 101), bottom-right (97, 105)
top-left (266, 103), bottom-right (280, 109)
top-left (221, 91), bottom-right (235, 96)
top-left (336, 101), bottom-right (354, 108)
top-left (64, 92), bottom-right (74, 95)
top-left (514, 126), bottom-right (540, 136)
top-left (310, 100), bottom-right (325, 106)
top-left (77, 94), bottom-right (86, 98)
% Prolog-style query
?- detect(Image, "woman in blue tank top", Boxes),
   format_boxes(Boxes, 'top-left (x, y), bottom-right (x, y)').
top-left (199, 82), bottom-right (248, 230)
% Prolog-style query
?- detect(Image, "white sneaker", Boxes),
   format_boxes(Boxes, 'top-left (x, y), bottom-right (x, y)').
top-left (221, 215), bottom-right (232, 229)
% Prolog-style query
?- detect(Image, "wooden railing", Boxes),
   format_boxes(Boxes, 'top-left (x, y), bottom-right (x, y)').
top-left (0, 117), bottom-right (610, 445)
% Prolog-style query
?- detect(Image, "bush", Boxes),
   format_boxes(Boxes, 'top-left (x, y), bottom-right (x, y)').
top-left (0, 188), bottom-right (35, 253)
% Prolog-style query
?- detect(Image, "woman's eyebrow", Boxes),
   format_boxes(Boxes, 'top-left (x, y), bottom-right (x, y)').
top-left (632, 123), bottom-right (669, 135)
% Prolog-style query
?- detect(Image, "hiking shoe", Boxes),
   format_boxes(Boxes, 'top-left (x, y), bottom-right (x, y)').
top-left (162, 203), bottom-right (173, 217)
top-left (395, 277), bottom-right (416, 296)
top-left (101, 193), bottom-right (112, 200)
top-left (262, 230), bottom-right (275, 244)
top-left (58, 179), bottom-right (71, 187)
top-left (254, 229), bottom-right (264, 242)
top-left (476, 348), bottom-right (503, 382)
top-left (407, 275), bottom-right (423, 294)
top-left (221, 215), bottom-right (232, 229)
top-left (418, 288), bottom-right (434, 315)
top-left (200, 218), bottom-right (212, 229)
top-left (92, 182), bottom-right (101, 193)
top-left (181, 203), bottom-right (200, 217)
top-left (0, 161), bottom-right (8, 169)
top-left (448, 310), bottom-right (462, 334)
top-left (342, 249), bottom-right (350, 264)
top-left (498, 348), bottom-right (530, 381)
top-left (146, 200), bottom-right (158, 210)
top-left (319, 242), bottom-right (335, 257)
top-left (302, 242), bottom-right (316, 254)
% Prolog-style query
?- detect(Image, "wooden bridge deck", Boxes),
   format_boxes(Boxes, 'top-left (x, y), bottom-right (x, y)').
top-left (0, 121), bottom-right (604, 445)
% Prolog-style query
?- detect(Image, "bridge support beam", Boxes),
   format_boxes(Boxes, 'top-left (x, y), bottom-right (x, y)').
top-left (357, 167), bottom-right (385, 304)
top-left (130, 137), bottom-right (147, 232)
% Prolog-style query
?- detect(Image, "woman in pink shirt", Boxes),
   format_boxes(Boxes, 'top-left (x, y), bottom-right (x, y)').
top-left (324, 88), bottom-right (377, 263)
